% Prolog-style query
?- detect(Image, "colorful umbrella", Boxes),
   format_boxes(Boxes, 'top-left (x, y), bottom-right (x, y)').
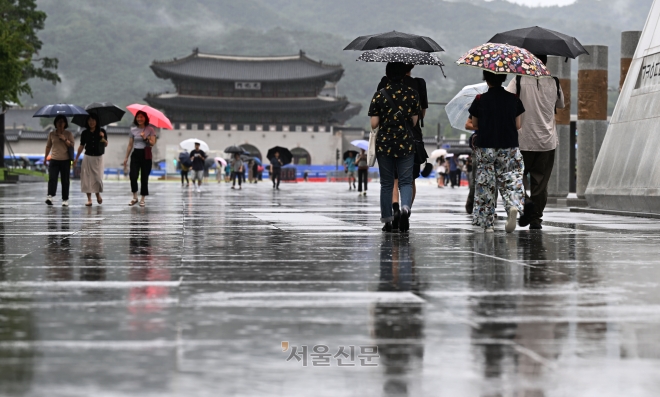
top-left (456, 43), bottom-right (551, 78)
top-left (126, 104), bottom-right (173, 130)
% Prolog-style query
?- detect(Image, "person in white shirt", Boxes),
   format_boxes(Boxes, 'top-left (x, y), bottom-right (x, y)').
top-left (505, 54), bottom-right (565, 230)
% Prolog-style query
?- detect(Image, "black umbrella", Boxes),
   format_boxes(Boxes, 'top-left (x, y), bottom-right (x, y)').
top-left (71, 102), bottom-right (126, 127)
top-left (488, 26), bottom-right (588, 59)
top-left (344, 31), bottom-right (444, 52)
top-left (225, 145), bottom-right (249, 155)
top-left (343, 150), bottom-right (359, 160)
top-left (266, 146), bottom-right (293, 166)
top-left (357, 46), bottom-right (446, 77)
top-left (32, 103), bottom-right (87, 118)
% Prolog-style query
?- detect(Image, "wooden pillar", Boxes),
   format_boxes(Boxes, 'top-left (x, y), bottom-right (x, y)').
top-left (577, 45), bottom-right (608, 199)
top-left (620, 31), bottom-right (642, 91)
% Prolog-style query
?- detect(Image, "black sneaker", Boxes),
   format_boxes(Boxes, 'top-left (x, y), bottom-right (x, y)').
top-left (529, 222), bottom-right (543, 230)
top-left (399, 207), bottom-right (411, 232)
top-left (382, 222), bottom-right (393, 232)
top-left (45, 195), bottom-right (53, 205)
top-left (392, 208), bottom-right (401, 230)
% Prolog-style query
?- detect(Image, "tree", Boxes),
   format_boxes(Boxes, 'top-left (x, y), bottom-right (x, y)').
top-left (0, 0), bottom-right (60, 168)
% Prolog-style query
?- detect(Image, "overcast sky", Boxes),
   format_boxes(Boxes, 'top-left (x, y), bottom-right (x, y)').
top-left (501, 0), bottom-right (576, 6)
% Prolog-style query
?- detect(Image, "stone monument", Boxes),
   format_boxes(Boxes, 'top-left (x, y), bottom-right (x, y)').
top-left (586, 1), bottom-right (660, 212)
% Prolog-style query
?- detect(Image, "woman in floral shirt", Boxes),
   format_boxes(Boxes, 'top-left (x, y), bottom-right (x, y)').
top-left (368, 62), bottom-right (420, 232)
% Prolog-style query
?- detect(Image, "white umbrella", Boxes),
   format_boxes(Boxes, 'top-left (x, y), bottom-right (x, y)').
top-left (180, 138), bottom-right (209, 152)
top-left (350, 140), bottom-right (369, 151)
top-left (445, 83), bottom-right (488, 132)
top-left (430, 149), bottom-right (447, 160)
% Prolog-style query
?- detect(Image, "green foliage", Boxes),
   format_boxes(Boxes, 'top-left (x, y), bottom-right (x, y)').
top-left (0, 0), bottom-right (59, 110)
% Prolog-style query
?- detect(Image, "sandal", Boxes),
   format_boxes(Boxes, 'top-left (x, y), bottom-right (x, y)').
top-left (85, 202), bottom-right (93, 207)
top-left (139, 201), bottom-right (145, 207)
top-left (128, 199), bottom-right (138, 206)
top-left (97, 197), bottom-right (103, 205)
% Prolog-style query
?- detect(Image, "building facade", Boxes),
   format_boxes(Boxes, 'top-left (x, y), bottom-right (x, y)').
top-left (146, 49), bottom-right (360, 129)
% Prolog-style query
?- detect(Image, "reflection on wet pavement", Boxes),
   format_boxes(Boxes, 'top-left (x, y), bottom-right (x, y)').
top-left (1, 181), bottom-right (660, 396)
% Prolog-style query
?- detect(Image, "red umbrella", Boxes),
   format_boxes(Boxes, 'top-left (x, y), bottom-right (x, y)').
top-left (126, 104), bottom-right (173, 130)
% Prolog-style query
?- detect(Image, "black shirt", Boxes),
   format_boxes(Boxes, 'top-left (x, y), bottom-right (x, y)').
top-left (190, 149), bottom-right (206, 171)
top-left (468, 86), bottom-right (525, 149)
top-left (270, 157), bottom-right (282, 169)
top-left (378, 75), bottom-right (427, 139)
top-left (80, 128), bottom-right (107, 156)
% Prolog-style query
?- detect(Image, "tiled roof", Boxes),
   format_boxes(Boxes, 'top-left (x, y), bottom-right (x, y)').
top-left (145, 94), bottom-right (349, 113)
top-left (151, 51), bottom-right (344, 83)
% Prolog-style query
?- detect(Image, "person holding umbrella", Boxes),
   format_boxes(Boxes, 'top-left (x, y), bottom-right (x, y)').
top-left (123, 111), bottom-right (157, 207)
top-left (368, 62), bottom-right (420, 233)
top-left (231, 153), bottom-right (244, 190)
top-left (44, 115), bottom-right (75, 207)
top-left (356, 149), bottom-right (369, 195)
top-left (505, 54), bottom-right (565, 229)
top-left (189, 142), bottom-right (207, 193)
top-left (270, 152), bottom-right (282, 190)
top-left (74, 113), bottom-right (108, 206)
top-left (468, 70), bottom-right (526, 233)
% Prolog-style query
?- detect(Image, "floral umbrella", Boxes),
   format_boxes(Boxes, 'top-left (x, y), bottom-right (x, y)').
top-left (456, 43), bottom-right (551, 78)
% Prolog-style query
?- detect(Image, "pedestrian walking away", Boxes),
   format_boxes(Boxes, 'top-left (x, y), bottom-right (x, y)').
top-left (75, 113), bottom-right (108, 206)
top-left (189, 142), bottom-right (206, 193)
top-left (179, 152), bottom-right (191, 187)
top-left (270, 152), bottom-right (282, 190)
top-left (231, 153), bottom-right (244, 189)
top-left (124, 111), bottom-right (157, 207)
top-left (252, 161), bottom-right (259, 184)
top-left (377, 63), bottom-right (429, 210)
top-left (356, 149), bottom-right (369, 195)
top-left (469, 71), bottom-right (526, 233)
top-left (344, 152), bottom-right (357, 190)
top-left (44, 115), bottom-right (75, 207)
top-left (505, 54), bottom-right (565, 230)
top-left (449, 155), bottom-right (461, 188)
top-left (369, 62), bottom-right (420, 233)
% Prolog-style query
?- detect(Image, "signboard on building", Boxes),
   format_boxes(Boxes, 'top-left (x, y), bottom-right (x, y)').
top-left (635, 52), bottom-right (660, 89)
top-left (235, 82), bottom-right (261, 90)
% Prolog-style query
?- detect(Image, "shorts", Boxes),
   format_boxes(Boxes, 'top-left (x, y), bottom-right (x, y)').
top-left (394, 163), bottom-right (421, 180)
top-left (192, 170), bottom-right (204, 181)
top-left (347, 171), bottom-right (356, 178)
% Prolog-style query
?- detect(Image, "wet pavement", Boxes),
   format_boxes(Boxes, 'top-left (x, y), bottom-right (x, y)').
top-left (1, 180), bottom-right (660, 396)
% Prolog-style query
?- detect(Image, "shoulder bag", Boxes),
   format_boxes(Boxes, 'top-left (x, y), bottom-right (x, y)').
top-left (367, 128), bottom-right (377, 167)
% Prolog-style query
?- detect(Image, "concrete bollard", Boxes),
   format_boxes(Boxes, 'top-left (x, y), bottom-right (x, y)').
top-left (546, 56), bottom-right (571, 199)
top-left (620, 31), bottom-right (642, 91)
top-left (577, 45), bottom-right (608, 199)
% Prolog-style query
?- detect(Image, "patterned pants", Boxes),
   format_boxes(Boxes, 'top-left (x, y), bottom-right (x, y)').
top-left (472, 148), bottom-right (525, 228)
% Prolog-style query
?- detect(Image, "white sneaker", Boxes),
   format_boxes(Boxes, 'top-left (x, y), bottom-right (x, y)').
top-left (45, 195), bottom-right (53, 205)
top-left (505, 208), bottom-right (518, 233)
top-left (196, 187), bottom-right (201, 193)
top-left (62, 200), bottom-right (69, 207)
top-left (485, 227), bottom-right (494, 233)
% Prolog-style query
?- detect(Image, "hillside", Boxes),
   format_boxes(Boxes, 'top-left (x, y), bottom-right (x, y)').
top-left (24, 0), bottom-right (652, 134)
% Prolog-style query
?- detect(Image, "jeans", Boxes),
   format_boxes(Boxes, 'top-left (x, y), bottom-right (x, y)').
top-left (377, 154), bottom-right (414, 223)
top-left (48, 159), bottom-right (71, 200)
top-left (271, 168), bottom-right (281, 187)
top-left (357, 169), bottom-right (368, 192)
top-left (130, 149), bottom-right (152, 196)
